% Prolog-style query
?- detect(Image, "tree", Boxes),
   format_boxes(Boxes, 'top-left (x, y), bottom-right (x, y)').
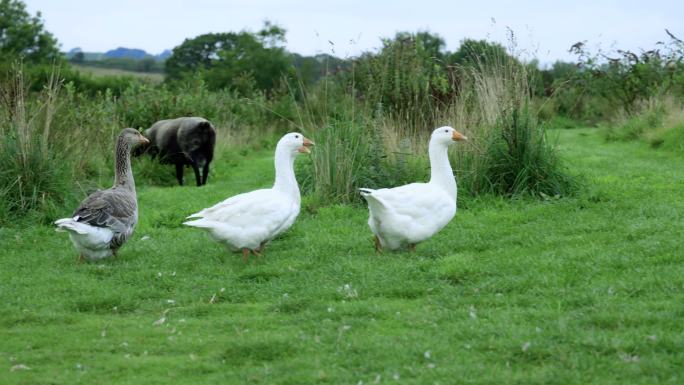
top-left (138, 57), bottom-right (156, 72)
top-left (0, 0), bottom-right (61, 63)
top-left (165, 22), bottom-right (290, 93)
top-left (448, 39), bottom-right (512, 67)
top-left (391, 31), bottom-right (446, 61)
top-left (165, 32), bottom-right (236, 80)
top-left (353, 31), bottom-right (452, 126)
top-left (71, 51), bottom-right (85, 63)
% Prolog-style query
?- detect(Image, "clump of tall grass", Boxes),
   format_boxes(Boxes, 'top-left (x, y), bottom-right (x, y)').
top-left (0, 64), bottom-right (133, 224)
top-left (298, 121), bottom-right (369, 205)
top-left (0, 64), bottom-right (71, 223)
top-left (446, 51), bottom-right (577, 197)
top-left (297, 98), bottom-right (430, 206)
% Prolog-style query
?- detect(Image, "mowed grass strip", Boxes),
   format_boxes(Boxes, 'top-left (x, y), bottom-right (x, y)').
top-left (1, 128), bottom-right (683, 384)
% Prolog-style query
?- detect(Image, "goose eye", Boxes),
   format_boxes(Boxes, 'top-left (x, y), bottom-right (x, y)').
top-left (295, 135), bottom-right (299, 139)
top-left (444, 129), bottom-right (448, 133)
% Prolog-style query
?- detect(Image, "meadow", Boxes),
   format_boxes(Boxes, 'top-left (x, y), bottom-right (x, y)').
top-left (71, 64), bottom-right (165, 83)
top-left (1, 127), bottom-right (683, 384)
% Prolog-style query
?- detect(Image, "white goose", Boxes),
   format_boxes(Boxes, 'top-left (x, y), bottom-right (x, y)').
top-left (55, 128), bottom-right (149, 261)
top-left (360, 126), bottom-right (467, 251)
top-left (183, 133), bottom-right (314, 262)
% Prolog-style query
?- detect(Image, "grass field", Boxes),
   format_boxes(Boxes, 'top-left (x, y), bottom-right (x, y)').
top-left (1, 128), bottom-right (683, 384)
top-left (71, 64), bottom-right (165, 82)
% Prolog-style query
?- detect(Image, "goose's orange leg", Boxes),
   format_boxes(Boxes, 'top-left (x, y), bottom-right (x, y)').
top-left (241, 248), bottom-right (250, 263)
top-left (255, 241), bottom-right (266, 253)
top-left (374, 235), bottom-right (382, 254)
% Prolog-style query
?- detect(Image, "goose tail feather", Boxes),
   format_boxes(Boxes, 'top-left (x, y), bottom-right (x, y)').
top-left (359, 188), bottom-right (390, 217)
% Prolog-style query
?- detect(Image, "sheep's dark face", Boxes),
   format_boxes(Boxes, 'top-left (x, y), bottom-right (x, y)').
top-left (180, 123), bottom-right (215, 166)
top-left (187, 137), bottom-right (207, 165)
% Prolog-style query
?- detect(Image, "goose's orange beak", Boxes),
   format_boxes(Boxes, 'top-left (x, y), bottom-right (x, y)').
top-left (452, 131), bottom-right (468, 141)
top-left (298, 137), bottom-right (315, 153)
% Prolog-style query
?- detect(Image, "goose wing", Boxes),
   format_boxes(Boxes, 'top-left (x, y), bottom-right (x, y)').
top-left (188, 189), bottom-right (292, 223)
top-left (73, 188), bottom-right (137, 233)
top-left (363, 183), bottom-right (454, 224)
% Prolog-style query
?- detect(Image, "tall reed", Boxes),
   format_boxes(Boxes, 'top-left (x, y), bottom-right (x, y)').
top-left (0, 64), bottom-right (70, 223)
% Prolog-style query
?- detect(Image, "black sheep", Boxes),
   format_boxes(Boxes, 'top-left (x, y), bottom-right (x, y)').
top-left (142, 117), bottom-right (216, 186)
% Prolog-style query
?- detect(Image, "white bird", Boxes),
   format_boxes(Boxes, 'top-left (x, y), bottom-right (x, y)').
top-left (360, 126), bottom-right (467, 251)
top-left (55, 128), bottom-right (149, 261)
top-left (183, 133), bottom-right (314, 262)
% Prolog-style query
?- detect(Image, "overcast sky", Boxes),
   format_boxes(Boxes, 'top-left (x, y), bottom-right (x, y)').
top-left (25, 0), bottom-right (684, 65)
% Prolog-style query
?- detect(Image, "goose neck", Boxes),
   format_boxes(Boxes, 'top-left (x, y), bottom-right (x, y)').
top-left (114, 138), bottom-right (135, 191)
top-left (273, 146), bottom-right (300, 200)
top-left (428, 139), bottom-right (456, 198)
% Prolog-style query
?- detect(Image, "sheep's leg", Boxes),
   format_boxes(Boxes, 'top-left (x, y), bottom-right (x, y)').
top-left (175, 163), bottom-right (184, 186)
top-left (192, 162), bottom-right (202, 187)
top-left (201, 163), bottom-right (210, 185)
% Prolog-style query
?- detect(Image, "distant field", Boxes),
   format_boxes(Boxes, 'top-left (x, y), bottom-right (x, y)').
top-left (72, 64), bottom-right (165, 82)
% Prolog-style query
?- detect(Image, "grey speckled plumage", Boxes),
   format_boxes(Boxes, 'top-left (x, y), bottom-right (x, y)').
top-left (55, 128), bottom-right (149, 260)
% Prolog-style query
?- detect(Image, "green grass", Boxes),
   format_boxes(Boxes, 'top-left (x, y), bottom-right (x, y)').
top-left (1, 128), bottom-right (683, 384)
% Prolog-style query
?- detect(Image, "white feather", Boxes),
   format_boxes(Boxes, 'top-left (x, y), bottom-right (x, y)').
top-left (55, 217), bottom-right (115, 260)
top-left (183, 133), bottom-right (309, 252)
top-left (360, 126), bottom-right (464, 250)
